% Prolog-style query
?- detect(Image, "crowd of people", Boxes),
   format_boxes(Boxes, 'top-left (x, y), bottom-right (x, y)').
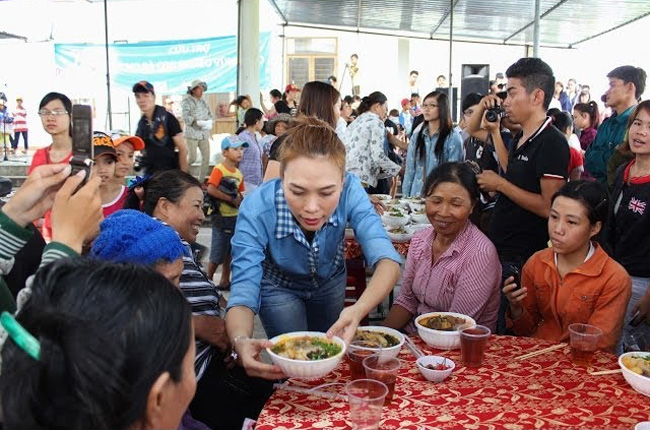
top-left (0, 55), bottom-right (648, 429)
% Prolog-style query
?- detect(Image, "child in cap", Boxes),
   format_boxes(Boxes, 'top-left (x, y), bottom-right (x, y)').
top-left (109, 130), bottom-right (145, 185)
top-left (205, 135), bottom-right (248, 288)
top-left (91, 132), bottom-right (128, 218)
top-left (399, 98), bottom-right (413, 135)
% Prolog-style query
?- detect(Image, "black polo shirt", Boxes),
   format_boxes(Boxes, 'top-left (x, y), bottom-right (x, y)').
top-left (489, 117), bottom-right (570, 261)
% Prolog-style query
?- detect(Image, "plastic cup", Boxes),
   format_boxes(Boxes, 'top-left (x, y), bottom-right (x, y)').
top-left (345, 379), bottom-right (388, 430)
top-left (460, 325), bottom-right (491, 367)
top-left (362, 356), bottom-right (400, 404)
top-left (569, 323), bottom-right (602, 366)
top-left (347, 341), bottom-right (379, 381)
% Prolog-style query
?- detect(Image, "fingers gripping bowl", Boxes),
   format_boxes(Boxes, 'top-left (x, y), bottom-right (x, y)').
top-left (415, 312), bottom-right (477, 350)
top-left (266, 331), bottom-right (346, 378)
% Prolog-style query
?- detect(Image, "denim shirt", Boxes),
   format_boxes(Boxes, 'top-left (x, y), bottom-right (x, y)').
top-left (227, 173), bottom-right (402, 314)
top-left (402, 123), bottom-right (463, 197)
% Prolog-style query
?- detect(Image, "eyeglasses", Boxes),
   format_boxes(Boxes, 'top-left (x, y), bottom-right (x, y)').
top-left (422, 103), bottom-right (439, 109)
top-left (38, 110), bottom-right (69, 117)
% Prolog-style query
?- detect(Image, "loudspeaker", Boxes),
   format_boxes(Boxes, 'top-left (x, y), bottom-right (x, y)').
top-left (461, 64), bottom-right (490, 104)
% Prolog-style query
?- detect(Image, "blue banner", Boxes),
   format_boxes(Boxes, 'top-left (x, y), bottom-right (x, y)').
top-left (55, 33), bottom-right (270, 94)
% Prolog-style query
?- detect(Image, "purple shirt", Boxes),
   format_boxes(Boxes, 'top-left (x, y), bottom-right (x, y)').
top-left (393, 221), bottom-right (501, 332)
top-left (579, 127), bottom-right (597, 151)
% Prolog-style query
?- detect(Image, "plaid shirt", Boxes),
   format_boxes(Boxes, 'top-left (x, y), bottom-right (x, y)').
top-left (261, 186), bottom-right (345, 288)
top-left (238, 130), bottom-right (263, 187)
top-left (227, 174), bottom-right (402, 314)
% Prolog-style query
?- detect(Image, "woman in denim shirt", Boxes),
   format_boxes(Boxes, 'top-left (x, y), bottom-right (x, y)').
top-left (226, 117), bottom-right (402, 380)
top-left (402, 91), bottom-right (463, 197)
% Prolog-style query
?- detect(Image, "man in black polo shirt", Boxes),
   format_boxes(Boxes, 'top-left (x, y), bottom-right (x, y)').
top-left (476, 58), bottom-right (570, 334)
top-left (133, 81), bottom-right (189, 175)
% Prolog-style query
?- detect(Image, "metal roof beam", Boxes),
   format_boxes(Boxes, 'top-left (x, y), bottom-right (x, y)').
top-left (267, 0), bottom-right (288, 25)
top-left (569, 10), bottom-right (650, 47)
top-left (503, 0), bottom-right (569, 43)
top-left (429, 0), bottom-right (461, 37)
top-left (0, 31), bottom-right (28, 42)
top-left (282, 22), bottom-right (569, 49)
top-left (357, 0), bottom-right (362, 33)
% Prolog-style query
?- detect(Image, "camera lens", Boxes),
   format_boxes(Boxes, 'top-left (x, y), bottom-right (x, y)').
top-left (485, 110), bottom-right (499, 123)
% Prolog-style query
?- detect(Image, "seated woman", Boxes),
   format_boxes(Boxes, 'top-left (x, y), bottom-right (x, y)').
top-left (383, 162), bottom-right (501, 333)
top-left (123, 170), bottom-right (273, 430)
top-left (91, 209), bottom-right (185, 287)
top-left (226, 116), bottom-right (402, 380)
top-left (0, 259), bottom-right (195, 429)
top-left (505, 180), bottom-right (631, 352)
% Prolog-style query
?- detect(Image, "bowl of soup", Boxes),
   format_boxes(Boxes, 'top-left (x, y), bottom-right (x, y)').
top-left (415, 312), bottom-right (476, 350)
top-left (619, 352), bottom-right (650, 397)
top-left (351, 326), bottom-right (405, 360)
top-left (267, 331), bottom-right (346, 378)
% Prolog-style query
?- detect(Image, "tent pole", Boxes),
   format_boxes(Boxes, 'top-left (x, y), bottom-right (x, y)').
top-left (533, 0), bottom-right (540, 57)
top-left (104, 0), bottom-right (112, 130)
top-left (448, 0), bottom-right (453, 118)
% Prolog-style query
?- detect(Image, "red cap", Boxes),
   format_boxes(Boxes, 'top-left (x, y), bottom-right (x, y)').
top-left (285, 84), bottom-right (301, 93)
top-left (401, 98), bottom-right (410, 106)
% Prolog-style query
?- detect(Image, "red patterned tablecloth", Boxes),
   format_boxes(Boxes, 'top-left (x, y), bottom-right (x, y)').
top-left (255, 335), bottom-right (650, 430)
top-left (345, 239), bottom-right (410, 260)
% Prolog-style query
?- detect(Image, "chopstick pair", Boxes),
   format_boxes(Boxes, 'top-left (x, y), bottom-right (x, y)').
top-left (589, 368), bottom-right (622, 376)
top-left (403, 335), bottom-right (424, 359)
top-left (273, 383), bottom-right (348, 400)
top-left (515, 342), bottom-right (567, 360)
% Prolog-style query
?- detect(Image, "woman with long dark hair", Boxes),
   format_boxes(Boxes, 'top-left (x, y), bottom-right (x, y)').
top-left (402, 91), bottom-right (463, 197)
top-left (298, 80), bottom-right (341, 129)
top-left (0, 259), bottom-right (195, 429)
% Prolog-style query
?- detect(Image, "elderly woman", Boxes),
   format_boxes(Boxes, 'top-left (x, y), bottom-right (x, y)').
top-left (181, 79), bottom-right (213, 182)
top-left (383, 162), bottom-right (502, 332)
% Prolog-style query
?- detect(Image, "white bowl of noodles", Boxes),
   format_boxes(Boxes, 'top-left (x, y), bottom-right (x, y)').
top-left (619, 352), bottom-right (650, 397)
top-left (266, 331), bottom-right (346, 379)
top-left (350, 326), bottom-right (405, 360)
top-left (415, 312), bottom-right (476, 350)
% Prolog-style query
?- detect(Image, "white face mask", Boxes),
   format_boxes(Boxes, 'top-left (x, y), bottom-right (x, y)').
top-left (389, 116), bottom-right (400, 123)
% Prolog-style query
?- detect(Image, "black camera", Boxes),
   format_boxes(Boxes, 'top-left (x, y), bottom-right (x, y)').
top-left (133, 154), bottom-right (143, 172)
top-left (485, 106), bottom-right (504, 123)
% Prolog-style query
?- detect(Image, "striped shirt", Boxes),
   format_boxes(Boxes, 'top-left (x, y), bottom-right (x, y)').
top-left (238, 130), bottom-right (263, 187)
top-left (0, 209), bottom-right (34, 275)
top-left (393, 221), bottom-right (502, 332)
top-left (179, 239), bottom-right (225, 380)
top-left (12, 108), bottom-right (27, 132)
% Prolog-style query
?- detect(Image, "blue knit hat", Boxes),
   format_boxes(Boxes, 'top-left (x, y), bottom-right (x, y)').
top-left (91, 210), bottom-right (185, 266)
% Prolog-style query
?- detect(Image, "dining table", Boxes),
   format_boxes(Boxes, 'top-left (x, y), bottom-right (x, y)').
top-left (254, 334), bottom-right (650, 430)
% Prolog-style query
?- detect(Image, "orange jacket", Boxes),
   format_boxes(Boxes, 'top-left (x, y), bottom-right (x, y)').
top-left (508, 244), bottom-right (631, 352)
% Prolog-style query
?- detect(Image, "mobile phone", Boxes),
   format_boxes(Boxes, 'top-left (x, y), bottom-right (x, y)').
top-left (70, 105), bottom-right (93, 189)
top-left (506, 265), bottom-right (521, 290)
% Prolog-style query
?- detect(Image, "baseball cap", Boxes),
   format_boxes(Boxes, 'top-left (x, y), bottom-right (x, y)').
top-left (132, 80), bottom-right (155, 95)
top-left (285, 84), bottom-right (300, 93)
top-left (401, 98), bottom-right (410, 107)
top-left (110, 129), bottom-right (145, 151)
top-left (221, 135), bottom-right (249, 150)
top-left (92, 131), bottom-right (118, 160)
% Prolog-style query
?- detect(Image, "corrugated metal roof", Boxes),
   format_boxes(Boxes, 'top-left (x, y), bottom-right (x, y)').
top-left (268, 0), bottom-right (650, 48)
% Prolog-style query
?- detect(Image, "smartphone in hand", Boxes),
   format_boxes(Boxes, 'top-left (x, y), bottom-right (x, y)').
top-left (506, 264), bottom-right (521, 290)
top-left (70, 105), bottom-right (93, 190)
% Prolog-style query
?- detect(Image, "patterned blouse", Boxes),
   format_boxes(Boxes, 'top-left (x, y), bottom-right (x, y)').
top-left (342, 112), bottom-right (400, 188)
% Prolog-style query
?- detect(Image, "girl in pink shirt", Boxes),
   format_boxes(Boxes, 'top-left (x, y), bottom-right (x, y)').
top-left (384, 162), bottom-right (502, 332)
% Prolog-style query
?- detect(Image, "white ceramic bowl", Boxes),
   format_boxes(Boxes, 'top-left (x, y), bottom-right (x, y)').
top-left (415, 312), bottom-right (477, 350)
top-left (408, 201), bottom-right (426, 213)
top-left (372, 194), bottom-right (392, 202)
top-left (416, 355), bottom-right (455, 382)
top-left (619, 352), bottom-right (650, 397)
top-left (410, 223), bottom-right (431, 234)
top-left (410, 213), bottom-right (429, 224)
top-left (382, 213), bottom-right (410, 228)
top-left (386, 226), bottom-right (414, 243)
top-left (351, 326), bottom-right (405, 360)
top-left (266, 331), bottom-right (346, 379)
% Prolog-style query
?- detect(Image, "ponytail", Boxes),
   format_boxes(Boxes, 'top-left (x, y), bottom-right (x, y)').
top-left (574, 101), bottom-right (600, 129)
top-left (357, 91), bottom-right (387, 116)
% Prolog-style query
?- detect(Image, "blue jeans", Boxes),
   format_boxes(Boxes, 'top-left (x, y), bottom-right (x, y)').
top-left (259, 270), bottom-right (346, 339)
top-left (617, 276), bottom-right (650, 354)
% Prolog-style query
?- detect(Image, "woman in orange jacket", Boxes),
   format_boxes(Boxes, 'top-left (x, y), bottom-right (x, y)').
top-left (504, 180), bottom-right (631, 352)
